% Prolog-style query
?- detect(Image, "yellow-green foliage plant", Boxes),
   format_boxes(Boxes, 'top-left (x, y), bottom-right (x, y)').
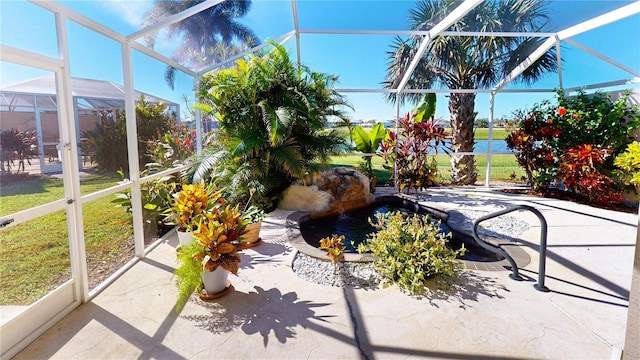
top-left (174, 196), bottom-right (248, 311)
top-left (358, 212), bottom-right (465, 295)
top-left (167, 183), bottom-right (217, 232)
top-left (614, 141), bottom-right (640, 198)
top-left (320, 234), bottom-right (346, 263)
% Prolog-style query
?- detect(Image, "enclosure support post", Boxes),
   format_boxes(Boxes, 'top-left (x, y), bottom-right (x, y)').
top-left (484, 90), bottom-right (496, 187)
top-left (55, 11), bottom-right (89, 302)
top-left (394, 92), bottom-right (400, 193)
top-left (194, 75), bottom-right (202, 154)
top-left (291, 0), bottom-right (301, 65)
top-left (122, 41), bottom-right (145, 259)
top-left (623, 202), bottom-right (640, 359)
top-left (556, 38), bottom-right (563, 90)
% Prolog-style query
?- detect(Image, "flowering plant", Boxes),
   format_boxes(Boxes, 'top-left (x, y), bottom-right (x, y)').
top-left (191, 203), bottom-right (247, 274)
top-left (379, 113), bottom-right (449, 192)
top-left (319, 234), bottom-right (346, 263)
top-left (507, 89), bottom-right (640, 204)
top-left (147, 125), bottom-right (196, 168)
top-left (174, 191), bottom-right (249, 310)
top-left (166, 182), bottom-right (216, 232)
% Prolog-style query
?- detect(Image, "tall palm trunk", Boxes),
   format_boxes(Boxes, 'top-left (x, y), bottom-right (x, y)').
top-left (449, 93), bottom-right (477, 185)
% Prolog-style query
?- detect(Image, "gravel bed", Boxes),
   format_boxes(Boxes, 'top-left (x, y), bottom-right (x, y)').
top-left (457, 209), bottom-right (530, 238)
top-left (292, 252), bottom-right (382, 288)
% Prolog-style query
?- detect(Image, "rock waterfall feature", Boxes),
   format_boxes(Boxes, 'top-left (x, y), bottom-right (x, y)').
top-left (278, 167), bottom-right (375, 218)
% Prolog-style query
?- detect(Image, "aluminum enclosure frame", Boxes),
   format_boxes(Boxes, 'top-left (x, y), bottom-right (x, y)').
top-left (1, 0), bottom-right (639, 358)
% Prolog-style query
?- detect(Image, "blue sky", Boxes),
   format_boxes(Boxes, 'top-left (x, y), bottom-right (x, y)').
top-left (1, 0), bottom-right (638, 122)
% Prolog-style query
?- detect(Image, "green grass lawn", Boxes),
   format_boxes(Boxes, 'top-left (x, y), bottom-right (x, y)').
top-left (329, 153), bottom-right (523, 185)
top-left (473, 127), bottom-right (510, 140)
top-left (0, 174), bottom-right (133, 305)
top-left (0, 173), bottom-right (124, 216)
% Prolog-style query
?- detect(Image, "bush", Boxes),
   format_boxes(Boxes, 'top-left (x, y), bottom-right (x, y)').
top-left (358, 212), bottom-right (464, 295)
top-left (112, 163), bottom-right (178, 236)
top-left (82, 96), bottom-right (177, 173)
top-left (146, 125), bottom-right (196, 169)
top-left (614, 141), bottom-right (640, 198)
top-left (0, 128), bottom-right (37, 176)
top-left (379, 115), bottom-right (449, 192)
top-left (193, 42), bottom-right (349, 210)
top-left (506, 89), bottom-right (640, 203)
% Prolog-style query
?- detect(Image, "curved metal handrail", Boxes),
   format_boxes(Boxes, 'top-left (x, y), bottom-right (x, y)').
top-left (472, 205), bottom-right (549, 292)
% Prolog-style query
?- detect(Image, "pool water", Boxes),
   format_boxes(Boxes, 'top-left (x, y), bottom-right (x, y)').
top-left (299, 202), bottom-right (502, 262)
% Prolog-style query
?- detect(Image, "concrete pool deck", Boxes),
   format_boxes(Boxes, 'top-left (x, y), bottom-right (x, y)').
top-left (13, 187), bottom-right (638, 359)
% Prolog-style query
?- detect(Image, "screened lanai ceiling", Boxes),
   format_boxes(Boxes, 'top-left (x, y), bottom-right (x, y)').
top-left (48, 0), bottom-right (639, 83)
top-left (1, 0), bottom-right (639, 122)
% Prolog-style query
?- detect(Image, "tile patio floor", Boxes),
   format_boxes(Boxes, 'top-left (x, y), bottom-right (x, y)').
top-left (13, 187), bottom-right (638, 359)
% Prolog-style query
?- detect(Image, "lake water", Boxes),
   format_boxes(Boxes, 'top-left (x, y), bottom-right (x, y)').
top-left (348, 139), bottom-right (512, 154)
top-left (457, 139), bottom-right (510, 154)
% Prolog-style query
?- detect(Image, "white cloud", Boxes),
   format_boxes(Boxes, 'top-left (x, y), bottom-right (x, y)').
top-left (98, 0), bottom-right (153, 27)
top-left (96, 1), bottom-right (179, 56)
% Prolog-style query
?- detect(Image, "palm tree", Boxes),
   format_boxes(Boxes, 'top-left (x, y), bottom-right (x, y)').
top-left (384, 0), bottom-right (557, 184)
top-left (143, 0), bottom-right (260, 88)
top-left (336, 118), bottom-right (354, 144)
top-left (187, 43), bottom-right (350, 210)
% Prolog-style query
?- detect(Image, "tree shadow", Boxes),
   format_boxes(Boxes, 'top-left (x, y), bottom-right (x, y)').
top-left (238, 241), bottom-right (289, 270)
top-left (181, 286), bottom-right (334, 347)
top-left (410, 271), bottom-right (510, 309)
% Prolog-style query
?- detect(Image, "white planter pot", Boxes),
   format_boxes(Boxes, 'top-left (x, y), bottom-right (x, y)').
top-left (177, 230), bottom-right (195, 247)
top-left (201, 266), bottom-right (229, 294)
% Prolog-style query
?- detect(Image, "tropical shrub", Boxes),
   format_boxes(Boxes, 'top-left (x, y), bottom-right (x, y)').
top-left (166, 182), bottom-right (217, 232)
top-left (0, 128), bottom-right (37, 176)
top-left (557, 144), bottom-right (618, 204)
top-left (82, 96), bottom-right (177, 173)
top-left (351, 123), bottom-right (387, 191)
top-left (379, 113), bottom-right (449, 192)
top-left (112, 163), bottom-right (178, 236)
top-left (194, 42), bottom-right (349, 210)
top-left (505, 111), bottom-right (560, 187)
top-left (81, 111), bottom-right (127, 172)
top-left (146, 124), bottom-right (196, 168)
top-left (506, 89), bottom-right (640, 203)
top-left (614, 141), bottom-right (640, 198)
top-left (358, 212), bottom-right (464, 295)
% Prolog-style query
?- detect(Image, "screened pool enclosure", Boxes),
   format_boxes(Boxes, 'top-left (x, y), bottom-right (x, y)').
top-left (0, 0), bottom-right (639, 358)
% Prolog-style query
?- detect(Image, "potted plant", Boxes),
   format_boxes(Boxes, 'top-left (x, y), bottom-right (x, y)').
top-left (112, 164), bottom-right (177, 240)
top-left (174, 200), bottom-right (248, 310)
top-left (239, 204), bottom-right (266, 249)
top-left (166, 182), bottom-right (216, 247)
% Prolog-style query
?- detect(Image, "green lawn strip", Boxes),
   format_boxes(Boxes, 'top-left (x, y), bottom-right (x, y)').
top-left (329, 153), bottom-right (522, 184)
top-left (83, 199), bottom-right (134, 290)
top-left (0, 177), bottom-right (65, 216)
top-left (0, 173), bottom-right (122, 216)
top-left (473, 127), bottom-right (509, 140)
top-left (0, 211), bottom-right (70, 304)
top-left (79, 173), bottom-right (123, 195)
top-left (0, 174), bottom-right (133, 305)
